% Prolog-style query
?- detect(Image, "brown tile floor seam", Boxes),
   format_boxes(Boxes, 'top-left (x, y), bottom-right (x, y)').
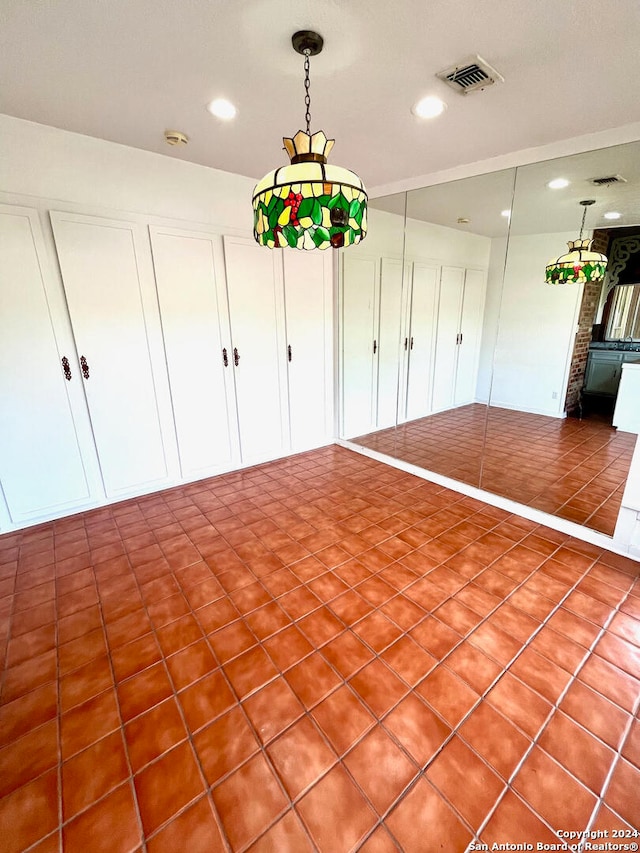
top-left (469, 575), bottom-right (640, 846)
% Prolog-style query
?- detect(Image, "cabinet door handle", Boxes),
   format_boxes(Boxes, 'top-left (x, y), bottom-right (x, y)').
top-left (404, 337), bottom-right (408, 351)
top-left (410, 337), bottom-right (414, 350)
top-left (80, 355), bottom-right (90, 379)
top-left (373, 340), bottom-right (377, 354)
top-left (233, 347), bottom-right (240, 367)
top-left (222, 348), bottom-right (228, 367)
top-left (61, 356), bottom-right (72, 381)
top-left (287, 344), bottom-right (292, 362)
top-left (459, 332), bottom-right (463, 345)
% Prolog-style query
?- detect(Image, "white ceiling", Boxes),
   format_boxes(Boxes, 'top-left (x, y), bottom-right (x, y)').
top-left (1, 0), bottom-right (640, 189)
top-left (372, 141), bottom-right (640, 237)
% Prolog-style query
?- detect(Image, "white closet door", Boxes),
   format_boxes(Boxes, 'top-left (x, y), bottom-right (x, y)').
top-left (149, 226), bottom-right (238, 477)
top-left (376, 259), bottom-right (403, 429)
top-left (223, 237), bottom-right (288, 463)
top-left (341, 255), bottom-right (378, 438)
top-left (0, 206), bottom-right (91, 522)
top-left (432, 266), bottom-right (465, 412)
top-left (455, 269), bottom-right (486, 406)
top-left (405, 263), bottom-right (439, 421)
top-left (50, 211), bottom-right (168, 497)
top-left (283, 251), bottom-right (331, 451)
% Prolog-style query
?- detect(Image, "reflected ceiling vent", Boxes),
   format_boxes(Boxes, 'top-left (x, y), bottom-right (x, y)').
top-left (436, 55), bottom-right (504, 94)
top-left (590, 174), bottom-right (627, 186)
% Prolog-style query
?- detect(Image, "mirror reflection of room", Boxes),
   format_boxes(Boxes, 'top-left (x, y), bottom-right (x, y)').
top-left (341, 171), bottom-right (514, 488)
top-left (340, 141), bottom-right (640, 539)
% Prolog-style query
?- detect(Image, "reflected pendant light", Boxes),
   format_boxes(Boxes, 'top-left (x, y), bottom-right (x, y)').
top-left (545, 199), bottom-right (608, 284)
top-left (252, 31), bottom-right (368, 250)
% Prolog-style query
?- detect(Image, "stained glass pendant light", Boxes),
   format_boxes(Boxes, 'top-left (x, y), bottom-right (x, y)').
top-left (545, 199), bottom-right (608, 284)
top-left (252, 31), bottom-right (368, 250)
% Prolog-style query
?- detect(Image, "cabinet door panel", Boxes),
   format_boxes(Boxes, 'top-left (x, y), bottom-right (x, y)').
top-left (341, 255), bottom-right (377, 437)
top-left (223, 237), bottom-right (286, 463)
top-left (50, 212), bottom-right (168, 496)
top-left (0, 207), bottom-right (91, 521)
top-left (150, 227), bottom-right (236, 477)
top-left (455, 269), bottom-right (486, 406)
top-left (283, 252), bottom-right (330, 450)
top-left (584, 353), bottom-right (623, 396)
top-left (432, 266), bottom-right (464, 412)
top-left (406, 263), bottom-right (439, 421)
top-left (377, 259), bottom-right (404, 429)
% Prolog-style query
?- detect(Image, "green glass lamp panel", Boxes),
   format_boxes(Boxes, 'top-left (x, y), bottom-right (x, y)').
top-left (253, 184), bottom-right (367, 251)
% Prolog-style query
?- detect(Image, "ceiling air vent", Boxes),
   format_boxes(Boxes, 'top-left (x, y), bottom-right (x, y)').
top-left (436, 55), bottom-right (504, 94)
top-left (590, 175), bottom-right (627, 186)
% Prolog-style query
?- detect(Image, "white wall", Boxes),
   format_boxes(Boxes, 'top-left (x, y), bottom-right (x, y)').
top-left (404, 217), bottom-right (490, 268)
top-left (489, 231), bottom-right (581, 416)
top-left (0, 113), bottom-right (256, 229)
top-left (476, 236), bottom-right (508, 403)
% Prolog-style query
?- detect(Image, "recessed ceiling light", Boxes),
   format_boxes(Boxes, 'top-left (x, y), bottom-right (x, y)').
top-left (207, 98), bottom-right (237, 120)
top-left (501, 209), bottom-right (511, 218)
top-left (412, 96), bottom-right (447, 119)
top-left (547, 178), bottom-right (569, 189)
top-left (604, 211), bottom-right (622, 220)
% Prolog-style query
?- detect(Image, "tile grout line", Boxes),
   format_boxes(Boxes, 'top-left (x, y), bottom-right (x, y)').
top-left (471, 570), bottom-right (639, 843)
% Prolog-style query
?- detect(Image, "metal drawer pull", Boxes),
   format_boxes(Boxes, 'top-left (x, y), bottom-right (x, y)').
top-left (288, 344), bottom-right (292, 362)
top-left (61, 356), bottom-right (72, 381)
top-left (80, 356), bottom-right (90, 379)
top-left (222, 348), bottom-right (228, 367)
top-left (373, 339), bottom-right (377, 354)
top-left (233, 347), bottom-right (240, 367)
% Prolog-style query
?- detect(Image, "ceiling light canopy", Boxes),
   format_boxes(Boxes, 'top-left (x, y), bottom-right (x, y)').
top-left (604, 211), bottom-right (622, 220)
top-left (207, 98), bottom-right (237, 120)
top-left (412, 96), bottom-right (447, 119)
top-left (547, 178), bottom-right (569, 189)
top-left (545, 199), bottom-right (608, 285)
top-left (252, 31), bottom-right (367, 250)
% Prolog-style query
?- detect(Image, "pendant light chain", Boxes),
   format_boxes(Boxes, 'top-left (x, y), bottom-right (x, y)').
top-left (579, 204), bottom-right (588, 240)
top-left (303, 49), bottom-right (312, 135)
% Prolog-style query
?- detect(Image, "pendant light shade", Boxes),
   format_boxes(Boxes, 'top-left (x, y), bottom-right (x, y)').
top-left (253, 31), bottom-right (368, 250)
top-left (545, 200), bottom-right (608, 284)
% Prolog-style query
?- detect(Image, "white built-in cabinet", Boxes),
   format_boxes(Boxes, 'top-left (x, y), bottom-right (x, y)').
top-left (50, 212), bottom-right (173, 497)
top-left (402, 262), bottom-right (439, 421)
top-left (341, 254), bottom-right (486, 437)
top-left (0, 205), bottom-right (333, 532)
top-left (432, 266), bottom-right (486, 412)
top-left (0, 206), bottom-right (93, 523)
top-left (340, 254), bottom-right (404, 437)
top-left (148, 226), bottom-right (239, 478)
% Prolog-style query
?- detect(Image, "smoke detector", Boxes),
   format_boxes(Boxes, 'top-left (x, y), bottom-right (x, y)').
top-left (590, 174), bottom-right (626, 186)
top-left (437, 55), bottom-right (504, 94)
top-left (164, 130), bottom-right (189, 146)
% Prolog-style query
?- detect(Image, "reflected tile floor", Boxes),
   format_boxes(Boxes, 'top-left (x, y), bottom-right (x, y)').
top-left (0, 445), bottom-right (639, 852)
top-left (354, 405), bottom-right (636, 536)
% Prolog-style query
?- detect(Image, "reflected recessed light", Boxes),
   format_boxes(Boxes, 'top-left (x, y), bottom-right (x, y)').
top-left (604, 211), bottom-right (622, 220)
top-left (547, 178), bottom-right (569, 189)
top-left (207, 98), bottom-right (237, 120)
top-left (412, 96), bottom-right (447, 119)
top-left (501, 209), bottom-right (511, 218)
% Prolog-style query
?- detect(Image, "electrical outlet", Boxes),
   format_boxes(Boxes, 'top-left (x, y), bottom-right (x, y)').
top-left (552, 391), bottom-right (558, 400)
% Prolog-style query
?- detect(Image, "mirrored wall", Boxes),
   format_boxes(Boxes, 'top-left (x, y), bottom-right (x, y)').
top-left (339, 140), bottom-right (640, 539)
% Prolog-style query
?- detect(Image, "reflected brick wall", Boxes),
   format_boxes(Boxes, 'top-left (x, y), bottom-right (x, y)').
top-left (564, 230), bottom-right (609, 414)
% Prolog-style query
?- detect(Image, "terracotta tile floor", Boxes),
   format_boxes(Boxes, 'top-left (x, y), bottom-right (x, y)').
top-left (0, 445), bottom-right (639, 853)
top-left (354, 405), bottom-right (637, 536)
